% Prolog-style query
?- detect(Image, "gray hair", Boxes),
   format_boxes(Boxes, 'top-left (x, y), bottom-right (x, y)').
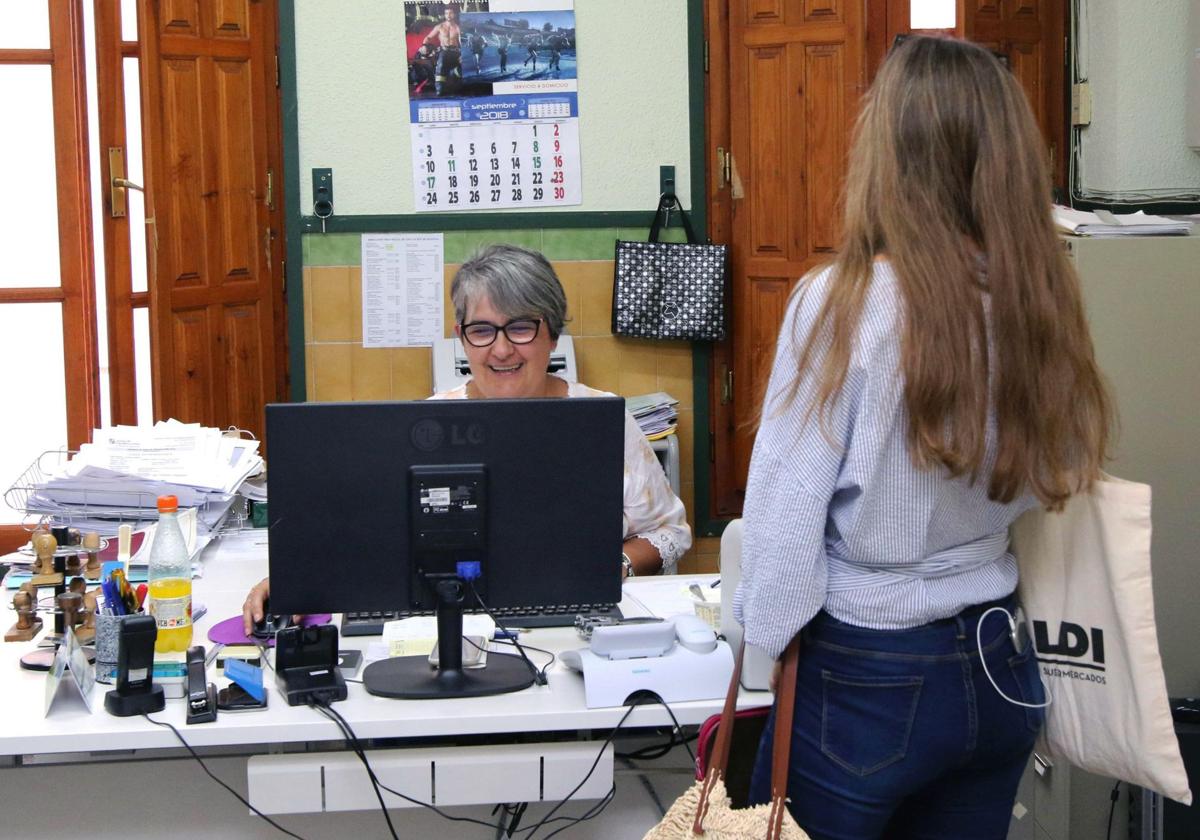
top-left (451, 244), bottom-right (569, 338)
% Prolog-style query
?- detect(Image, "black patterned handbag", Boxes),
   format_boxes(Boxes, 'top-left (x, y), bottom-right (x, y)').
top-left (612, 194), bottom-right (729, 341)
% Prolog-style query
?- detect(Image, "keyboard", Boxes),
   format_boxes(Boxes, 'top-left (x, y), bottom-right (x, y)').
top-left (340, 603), bottom-right (623, 636)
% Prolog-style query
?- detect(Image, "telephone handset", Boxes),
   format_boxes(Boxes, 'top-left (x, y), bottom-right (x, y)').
top-left (588, 614), bottom-right (717, 660)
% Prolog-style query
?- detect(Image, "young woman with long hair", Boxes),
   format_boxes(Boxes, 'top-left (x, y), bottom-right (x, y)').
top-left (735, 35), bottom-right (1111, 839)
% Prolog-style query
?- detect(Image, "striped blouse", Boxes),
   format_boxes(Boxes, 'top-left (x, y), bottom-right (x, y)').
top-left (733, 261), bottom-right (1038, 660)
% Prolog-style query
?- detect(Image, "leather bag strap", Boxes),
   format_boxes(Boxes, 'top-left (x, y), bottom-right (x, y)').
top-left (692, 635), bottom-right (801, 837)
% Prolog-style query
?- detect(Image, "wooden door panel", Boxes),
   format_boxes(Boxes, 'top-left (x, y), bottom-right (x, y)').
top-left (1009, 40), bottom-right (1045, 129)
top-left (803, 43), bottom-right (845, 255)
top-left (804, 0), bottom-right (842, 22)
top-left (160, 1), bottom-right (200, 35)
top-left (213, 58), bottom-right (257, 281)
top-left (1008, 0), bottom-right (1041, 22)
top-left (973, 1), bottom-right (1003, 19)
top-left (223, 302), bottom-right (265, 432)
top-left (747, 46), bottom-right (790, 256)
top-left (213, 0), bottom-right (250, 37)
top-left (161, 58), bottom-right (206, 286)
top-left (171, 307), bottom-right (214, 419)
top-left (746, 0), bottom-right (784, 24)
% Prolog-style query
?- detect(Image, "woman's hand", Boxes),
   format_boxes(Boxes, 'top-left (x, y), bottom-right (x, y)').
top-left (241, 577), bottom-right (271, 635)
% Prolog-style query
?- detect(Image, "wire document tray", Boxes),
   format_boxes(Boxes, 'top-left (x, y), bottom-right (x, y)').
top-left (4, 449), bottom-right (237, 535)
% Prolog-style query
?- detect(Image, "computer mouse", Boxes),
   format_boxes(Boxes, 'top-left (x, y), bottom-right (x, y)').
top-left (560, 648), bottom-right (585, 671)
top-left (673, 614), bottom-right (718, 654)
top-left (252, 612), bottom-right (294, 640)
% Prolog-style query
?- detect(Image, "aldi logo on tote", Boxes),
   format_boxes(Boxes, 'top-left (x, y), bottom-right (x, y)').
top-left (1033, 620), bottom-right (1106, 672)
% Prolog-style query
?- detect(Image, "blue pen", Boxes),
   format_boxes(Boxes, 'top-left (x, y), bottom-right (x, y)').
top-left (710, 578), bottom-right (721, 588)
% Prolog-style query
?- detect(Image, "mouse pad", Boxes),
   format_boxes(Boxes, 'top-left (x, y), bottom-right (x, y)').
top-left (207, 614), bottom-right (332, 647)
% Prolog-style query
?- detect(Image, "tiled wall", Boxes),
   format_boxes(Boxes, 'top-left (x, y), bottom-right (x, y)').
top-left (300, 230), bottom-right (721, 572)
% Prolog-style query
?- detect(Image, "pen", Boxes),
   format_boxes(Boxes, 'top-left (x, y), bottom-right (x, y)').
top-left (710, 578), bottom-right (720, 588)
top-left (494, 628), bottom-right (522, 640)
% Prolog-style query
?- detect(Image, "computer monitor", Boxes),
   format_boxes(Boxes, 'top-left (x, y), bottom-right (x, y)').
top-left (265, 397), bottom-right (625, 699)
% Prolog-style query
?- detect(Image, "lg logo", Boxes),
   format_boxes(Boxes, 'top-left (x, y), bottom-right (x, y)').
top-left (411, 419), bottom-right (485, 451)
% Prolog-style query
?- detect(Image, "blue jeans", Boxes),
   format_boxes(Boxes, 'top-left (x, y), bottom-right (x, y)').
top-left (748, 596), bottom-right (1045, 840)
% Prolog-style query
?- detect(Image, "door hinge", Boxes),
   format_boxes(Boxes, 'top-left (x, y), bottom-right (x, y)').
top-left (281, 258), bottom-right (287, 293)
top-left (716, 147), bottom-right (732, 189)
top-left (265, 168), bottom-right (274, 210)
top-left (703, 39), bottom-right (709, 73)
top-left (720, 366), bottom-right (733, 404)
top-left (275, 52), bottom-right (280, 88)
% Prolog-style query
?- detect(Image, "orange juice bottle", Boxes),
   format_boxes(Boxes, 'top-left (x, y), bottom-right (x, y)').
top-left (147, 494), bottom-right (192, 652)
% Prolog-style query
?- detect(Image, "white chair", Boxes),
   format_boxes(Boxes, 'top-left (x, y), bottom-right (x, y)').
top-left (718, 518), bottom-right (776, 691)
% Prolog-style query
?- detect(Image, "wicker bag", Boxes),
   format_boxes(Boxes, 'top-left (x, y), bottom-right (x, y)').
top-left (643, 639), bottom-right (808, 840)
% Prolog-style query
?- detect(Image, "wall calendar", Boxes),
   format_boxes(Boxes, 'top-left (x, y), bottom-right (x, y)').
top-left (405, 2), bottom-right (581, 213)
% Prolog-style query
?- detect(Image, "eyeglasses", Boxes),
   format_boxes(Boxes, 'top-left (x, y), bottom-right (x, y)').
top-left (459, 318), bottom-right (542, 347)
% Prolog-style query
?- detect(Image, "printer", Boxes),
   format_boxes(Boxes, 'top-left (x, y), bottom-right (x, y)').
top-left (431, 335), bottom-right (578, 394)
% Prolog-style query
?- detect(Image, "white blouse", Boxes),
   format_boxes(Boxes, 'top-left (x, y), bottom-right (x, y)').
top-left (431, 380), bottom-right (692, 572)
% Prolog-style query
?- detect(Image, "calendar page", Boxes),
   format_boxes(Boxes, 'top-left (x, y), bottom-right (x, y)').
top-left (405, 2), bottom-right (581, 212)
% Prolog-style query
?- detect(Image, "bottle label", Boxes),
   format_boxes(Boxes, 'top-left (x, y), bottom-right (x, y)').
top-left (149, 595), bottom-right (192, 629)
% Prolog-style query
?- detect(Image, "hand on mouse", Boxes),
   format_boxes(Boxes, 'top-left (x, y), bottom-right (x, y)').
top-left (242, 577), bottom-right (272, 636)
top-left (241, 577), bottom-right (304, 638)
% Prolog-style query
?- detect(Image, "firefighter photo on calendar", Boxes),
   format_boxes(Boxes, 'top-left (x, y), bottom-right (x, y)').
top-left (405, 2), bottom-right (576, 100)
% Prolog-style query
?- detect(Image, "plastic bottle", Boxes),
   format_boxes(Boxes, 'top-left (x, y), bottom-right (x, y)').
top-left (147, 494), bottom-right (192, 652)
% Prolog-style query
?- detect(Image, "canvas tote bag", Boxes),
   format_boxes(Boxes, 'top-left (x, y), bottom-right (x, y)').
top-left (1012, 473), bottom-right (1192, 804)
top-left (612, 194), bottom-right (729, 342)
top-left (643, 638), bottom-right (809, 840)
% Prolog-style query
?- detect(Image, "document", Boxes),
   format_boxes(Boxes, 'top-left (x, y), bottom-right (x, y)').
top-left (1052, 205), bottom-right (1193, 237)
top-left (361, 233), bottom-right (445, 348)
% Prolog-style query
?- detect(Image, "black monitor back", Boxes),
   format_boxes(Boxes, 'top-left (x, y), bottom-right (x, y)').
top-left (266, 398), bottom-right (625, 616)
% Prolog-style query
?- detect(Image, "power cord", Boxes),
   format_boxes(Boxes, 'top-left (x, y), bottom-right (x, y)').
top-left (1105, 780), bottom-right (1120, 839)
top-left (466, 579), bottom-right (548, 686)
top-left (308, 690), bottom-right (646, 839)
top-left (307, 698), bottom-right (401, 839)
top-left (141, 713), bottom-right (308, 839)
top-left (466, 634), bottom-right (557, 684)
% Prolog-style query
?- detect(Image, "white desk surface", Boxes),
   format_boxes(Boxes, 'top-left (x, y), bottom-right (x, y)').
top-left (0, 530), bottom-right (770, 759)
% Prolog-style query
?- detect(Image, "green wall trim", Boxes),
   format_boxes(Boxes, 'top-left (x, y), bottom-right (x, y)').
top-left (299, 210), bottom-right (659, 234)
top-left (686, 0), bottom-right (726, 535)
top-left (281, 0), bottom-right (305, 403)
top-left (303, 225), bottom-right (693, 266)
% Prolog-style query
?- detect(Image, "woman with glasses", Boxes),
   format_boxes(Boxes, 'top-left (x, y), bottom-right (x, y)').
top-left (243, 244), bottom-right (690, 633)
top-left (432, 244), bottom-right (691, 578)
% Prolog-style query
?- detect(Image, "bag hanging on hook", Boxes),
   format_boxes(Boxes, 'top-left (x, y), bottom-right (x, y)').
top-left (612, 194), bottom-right (729, 341)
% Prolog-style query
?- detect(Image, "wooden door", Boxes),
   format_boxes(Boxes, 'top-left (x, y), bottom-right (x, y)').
top-left (708, 0), bottom-right (865, 515)
top-left (964, 0), bottom-right (1066, 188)
top-left (707, 0), bottom-right (1066, 519)
top-left (138, 0), bottom-right (284, 441)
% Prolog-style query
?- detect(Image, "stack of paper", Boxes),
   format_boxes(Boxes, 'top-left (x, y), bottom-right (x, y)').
top-left (625, 392), bottom-right (679, 440)
top-left (23, 420), bottom-right (262, 536)
top-left (1053, 205), bottom-right (1193, 237)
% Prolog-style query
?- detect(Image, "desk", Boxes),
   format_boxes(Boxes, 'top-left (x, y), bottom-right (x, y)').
top-left (0, 531), bottom-right (769, 838)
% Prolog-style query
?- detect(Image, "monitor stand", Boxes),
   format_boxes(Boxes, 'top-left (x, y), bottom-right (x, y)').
top-left (362, 577), bottom-right (535, 699)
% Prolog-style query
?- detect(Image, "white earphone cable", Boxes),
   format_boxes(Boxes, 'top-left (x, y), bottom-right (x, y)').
top-left (976, 606), bottom-right (1052, 709)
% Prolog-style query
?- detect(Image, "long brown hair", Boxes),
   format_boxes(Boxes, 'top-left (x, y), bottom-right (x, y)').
top-left (783, 35), bottom-right (1110, 510)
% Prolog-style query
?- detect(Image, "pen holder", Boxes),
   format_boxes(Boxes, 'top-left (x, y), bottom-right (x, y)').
top-left (94, 613), bottom-right (136, 684)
